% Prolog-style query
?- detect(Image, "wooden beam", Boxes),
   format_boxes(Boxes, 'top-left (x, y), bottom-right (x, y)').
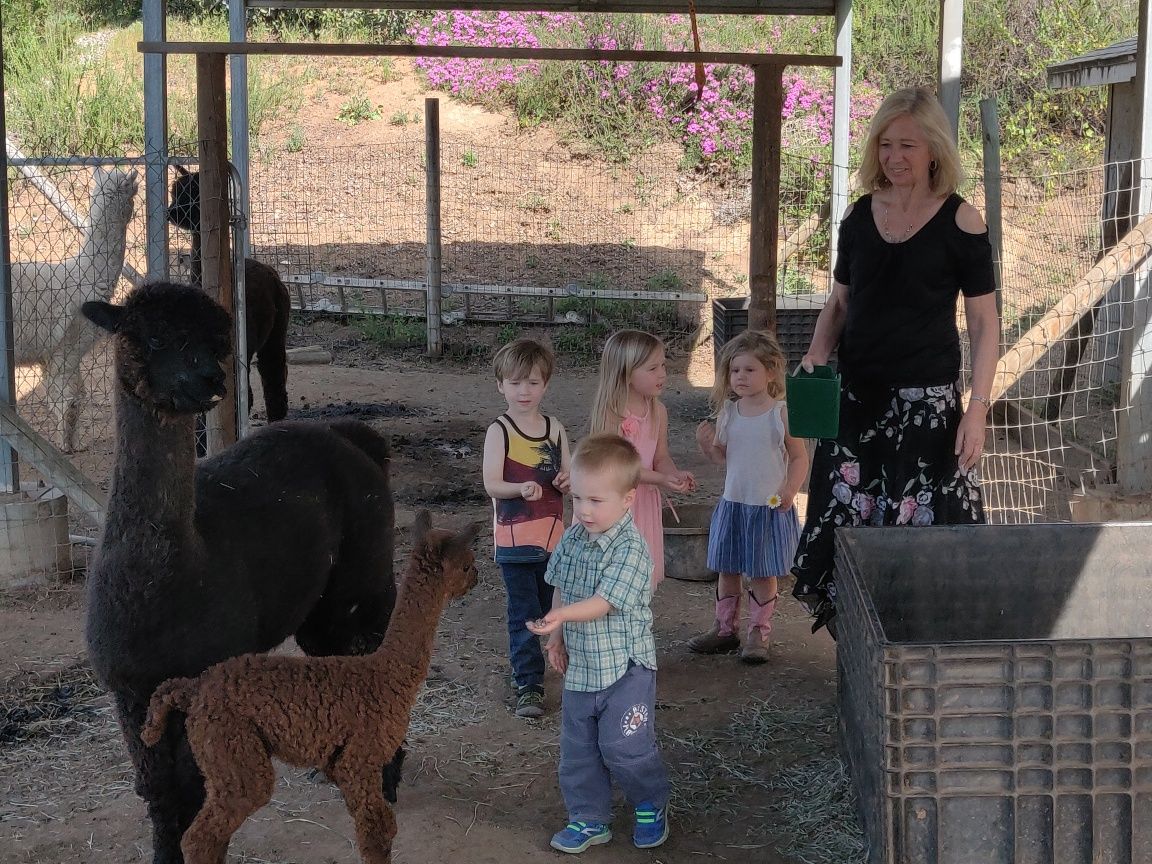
top-left (196, 54), bottom-right (237, 452)
top-left (749, 64), bottom-right (783, 334)
top-left (139, 42), bottom-right (840, 69)
top-left (988, 213), bottom-right (1152, 403)
top-left (1118, 0), bottom-right (1152, 492)
top-left (0, 404), bottom-right (106, 527)
top-left (245, 0), bottom-right (837, 14)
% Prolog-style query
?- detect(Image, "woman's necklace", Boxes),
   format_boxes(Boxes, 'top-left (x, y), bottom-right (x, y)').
top-left (883, 201), bottom-right (917, 243)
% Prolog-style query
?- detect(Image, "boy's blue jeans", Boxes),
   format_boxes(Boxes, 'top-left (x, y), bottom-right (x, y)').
top-left (559, 663), bottom-right (670, 824)
top-left (498, 560), bottom-right (553, 689)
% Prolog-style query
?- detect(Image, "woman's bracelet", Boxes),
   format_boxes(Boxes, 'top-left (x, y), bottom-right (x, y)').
top-left (970, 393), bottom-right (991, 408)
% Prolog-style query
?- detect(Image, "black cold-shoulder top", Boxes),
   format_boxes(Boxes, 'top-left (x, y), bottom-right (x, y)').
top-left (832, 193), bottom-right (996, 389)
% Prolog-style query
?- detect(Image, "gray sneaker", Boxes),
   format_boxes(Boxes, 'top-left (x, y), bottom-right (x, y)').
top-left (515, 685), bottom-right (545, 718)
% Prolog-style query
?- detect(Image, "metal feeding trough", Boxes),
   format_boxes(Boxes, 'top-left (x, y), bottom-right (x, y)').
top-left (663, 503), bottom-right (717, 582)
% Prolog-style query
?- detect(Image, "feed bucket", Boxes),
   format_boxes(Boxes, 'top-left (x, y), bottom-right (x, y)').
top-left (662, 504), bottom-right (716, 582)
top-left (785, 365), bottom-right (840, 439)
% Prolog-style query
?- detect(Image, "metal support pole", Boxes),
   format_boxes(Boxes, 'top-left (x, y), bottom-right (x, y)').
top-left (143, 0), bottom-right (170, 278)
top-left (0, 29), bottom-right (20, 492)
top-left (830, 0), bottom-right (853, 294)
top-left (425, 97), bottom-right (443, 358)
top-left (230, 0), bottom-right (252, 260)
top-left (748, 65), bottom-right (783, 335)
top-left (979, 97), bottom-right (1004, 320)
top-left (938, 0), bottom-right (964, 140)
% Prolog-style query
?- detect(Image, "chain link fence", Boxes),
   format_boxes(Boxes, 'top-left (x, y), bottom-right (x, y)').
top-left (2, 126), bottom-right (1150, 586)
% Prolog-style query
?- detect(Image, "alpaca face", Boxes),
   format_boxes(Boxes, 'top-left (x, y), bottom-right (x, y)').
top-left (168, 167), bottom-right (200, 232)
top-left (91, 168), bottom-right (140, 225)
top-left (83, 282), bottom-right (234, 415)
top-left (412, 515), bottom-right (481, 601)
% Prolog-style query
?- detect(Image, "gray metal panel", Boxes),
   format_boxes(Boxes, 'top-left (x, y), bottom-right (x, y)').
top-left (245, 0), bottom-right (836, 12)
top-left (142, 0), bottom-right (169, 279)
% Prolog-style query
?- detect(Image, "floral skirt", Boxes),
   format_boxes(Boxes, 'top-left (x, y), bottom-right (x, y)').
top-left (791, 382), bottom-right (984, 627)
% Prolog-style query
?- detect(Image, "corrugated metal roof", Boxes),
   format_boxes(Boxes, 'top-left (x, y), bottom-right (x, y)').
top-left (1047, 37), bottom-right (1137, 89)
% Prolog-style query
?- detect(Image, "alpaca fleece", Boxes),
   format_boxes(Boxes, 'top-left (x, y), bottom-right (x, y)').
top-left (82, 281), bottom-right (399, 864)
top-left (11, 167), bottom-right (138, 451)
top-left (141, 512), bottom-right (480, 864)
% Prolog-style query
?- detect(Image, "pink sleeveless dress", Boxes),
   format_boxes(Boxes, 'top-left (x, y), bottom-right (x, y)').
top-left (621, 407), bottom-right (664, 589)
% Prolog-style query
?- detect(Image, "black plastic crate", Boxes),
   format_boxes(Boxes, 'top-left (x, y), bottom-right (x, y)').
top-left (835, 523), bottom-right (1152, 864)
top-left (712, 295), bottom-right (825, 370)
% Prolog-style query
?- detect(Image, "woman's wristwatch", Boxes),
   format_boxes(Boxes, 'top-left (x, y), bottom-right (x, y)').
top-left (970, 393), bottom-right (991, 408)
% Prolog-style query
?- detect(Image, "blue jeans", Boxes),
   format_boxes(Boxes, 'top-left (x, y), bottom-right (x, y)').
top-left (498, 560), bottom-right (553, 689)
top-left (559, 663), bottom-right (669, 824)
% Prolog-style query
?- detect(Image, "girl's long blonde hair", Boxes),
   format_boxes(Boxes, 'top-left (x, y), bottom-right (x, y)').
top-left (589, 329), bottom-right (664, 434)
top-left (709, 330), bottom-right (786, 414)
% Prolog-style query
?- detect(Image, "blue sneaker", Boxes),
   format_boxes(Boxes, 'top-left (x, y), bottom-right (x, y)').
top-left (550, 821), bottom-right (612, 853)
top-left (632, 803), bottom-right (669, 849)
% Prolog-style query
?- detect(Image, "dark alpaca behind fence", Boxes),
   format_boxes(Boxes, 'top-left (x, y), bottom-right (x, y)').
top-left (82, 281), bottom-right (401, 864)
top-left (168, 165), bottom-right (289, 422)
top-left (141, 511), bottom-right (480, 864)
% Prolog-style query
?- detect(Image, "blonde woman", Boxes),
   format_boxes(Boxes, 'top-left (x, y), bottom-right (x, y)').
top-left (792, 87), bottom-right (1000, 637)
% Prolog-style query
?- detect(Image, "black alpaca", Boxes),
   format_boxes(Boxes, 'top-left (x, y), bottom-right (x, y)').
top-left (168, 165), bottom-right (289, 422)
top-left (82, 282), bottom-right (402, 864)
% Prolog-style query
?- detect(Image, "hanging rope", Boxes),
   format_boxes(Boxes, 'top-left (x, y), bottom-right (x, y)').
top-left (681, 0), bottom-right (707, 112)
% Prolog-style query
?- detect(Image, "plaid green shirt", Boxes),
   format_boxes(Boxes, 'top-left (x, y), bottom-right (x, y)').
top-left (544, 511), bottom-right (656, 693)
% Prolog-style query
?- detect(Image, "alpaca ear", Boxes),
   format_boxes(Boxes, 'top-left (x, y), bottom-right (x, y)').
top-left (453, 521), bottom-right (483, 549)
top-left (413, 510), bottom-right (432, 543)
top-left (82, 300), bottom-right (124, 333)
top-left (173, 164), bottom-right (190, 178)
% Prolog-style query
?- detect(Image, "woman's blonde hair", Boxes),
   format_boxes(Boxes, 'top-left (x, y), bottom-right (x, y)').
top-left (589, 329), bottom-right (664, 434)
top-left (710, 330), bottom-right (786, 413)
top-left (856, 87), bottom-right (963, 196)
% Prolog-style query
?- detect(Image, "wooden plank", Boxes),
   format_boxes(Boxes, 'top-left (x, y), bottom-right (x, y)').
top-left (0, 404), bottom-right (106, 527)
top-left (425, 97), bottom-right (443, 359)
top-left (246, 0), bottom-right (837, 14)
top-left (988, 213), bottom-right (1152, 403)
top-left (139, 42), bottom-right (841, 69)
top-left (748, 64), bottom-right (782, 334)
top-left (196, 54), bottom-right (237, 452)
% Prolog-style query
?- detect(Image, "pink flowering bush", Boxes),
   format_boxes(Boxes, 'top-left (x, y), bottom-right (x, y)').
top-left (409, 12), bottom-right (882, 175)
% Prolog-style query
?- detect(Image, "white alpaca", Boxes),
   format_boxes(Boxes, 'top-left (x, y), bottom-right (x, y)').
top-left (11, 168), bottom-right (139, 452)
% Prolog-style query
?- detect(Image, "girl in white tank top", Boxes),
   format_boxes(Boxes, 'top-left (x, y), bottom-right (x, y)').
top-left (691, 331), bottom-right (810, 663)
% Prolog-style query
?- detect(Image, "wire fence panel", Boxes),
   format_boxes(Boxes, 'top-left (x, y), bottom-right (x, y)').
top-left (964, 162), bottom-right (1147, 525)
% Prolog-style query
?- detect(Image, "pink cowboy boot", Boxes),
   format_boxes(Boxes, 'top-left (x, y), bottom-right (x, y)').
top-left (741, 590), bottom-right (778, 664)
top-left (687, 589), bottom-right (741, 654)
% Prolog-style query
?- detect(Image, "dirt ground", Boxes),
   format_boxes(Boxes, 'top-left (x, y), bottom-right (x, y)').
top-left (0, 54), bottom-right (861, 864)
top-left (0, 339), bottom-right (856, 864)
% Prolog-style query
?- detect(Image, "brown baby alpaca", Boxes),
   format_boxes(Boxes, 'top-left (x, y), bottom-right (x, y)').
top-left (141, 512), bottom-right (480, 864)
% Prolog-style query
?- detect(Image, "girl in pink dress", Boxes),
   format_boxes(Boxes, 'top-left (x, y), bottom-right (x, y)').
top-left (589, 330), bottom-right (696, 589)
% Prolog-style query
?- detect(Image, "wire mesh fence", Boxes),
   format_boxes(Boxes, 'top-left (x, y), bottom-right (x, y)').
top-left (3, 125), bottom-right (1151, 588)
top-left (964, 161), bottom-right (1150, 525)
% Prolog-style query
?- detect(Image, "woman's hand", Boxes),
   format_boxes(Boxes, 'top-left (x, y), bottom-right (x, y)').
top-left (552, 471), bottom-right (570, 494)
top-left (520, 481), bottom-right (543, 501)
top-left (954, 405), bottom-right (987, 473)
top-left (545, 634), bottom-right (568, 675)
top-left (777, 487), bottom-right (798, 511)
